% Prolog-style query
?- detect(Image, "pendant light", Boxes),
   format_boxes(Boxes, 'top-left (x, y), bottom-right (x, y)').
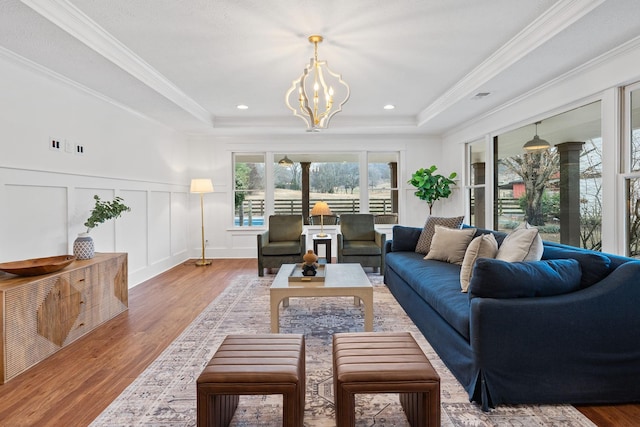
top-left (523, 121), bottom-right (551, 151)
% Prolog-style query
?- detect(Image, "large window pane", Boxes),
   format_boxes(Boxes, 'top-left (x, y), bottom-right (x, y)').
top-left (368, 152), bottom-right (398, 223)
top-left (274, 154), bottom-right (302, 215)
top-left (310, 160), bottom-right (360, 215)
top-left (234, 154), bottom-right (265, 226)
top-left (466, 139), bottom-right (486, 228)
top-left (631, 88), bottom-right (640, 171)
top-left (273, 153), bottom-right (361, 220)
top-left (495, 102), bottom-right (602, 249)
top-left (626, 86), bottom-right (640, 256)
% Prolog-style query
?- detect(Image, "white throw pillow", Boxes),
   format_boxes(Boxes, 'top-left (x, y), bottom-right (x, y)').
top-left (495, 222), bottom-right (543, 262)
top-left (460, 233), bottom-right (498, 292)
top-left (424, 225), bottom-right (476, 265)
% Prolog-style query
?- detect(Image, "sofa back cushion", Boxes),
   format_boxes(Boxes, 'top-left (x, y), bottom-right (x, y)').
top-left (340, 214), bottom-right (375, 241)
top-left (269, 215), bottom-right (303, 242)
top-left (391, 225), bottom-right (422, 252)
top-left (542, 246), bottom-right (612, 289)
top-left (468, 258), bottom-right (582, 299)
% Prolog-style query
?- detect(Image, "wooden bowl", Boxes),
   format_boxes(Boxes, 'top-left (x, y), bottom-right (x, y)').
top-left (0, 255), bottom-right (76, 277)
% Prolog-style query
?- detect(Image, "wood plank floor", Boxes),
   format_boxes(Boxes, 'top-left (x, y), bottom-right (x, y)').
top-left (0, 258), bottom-right (637, 426)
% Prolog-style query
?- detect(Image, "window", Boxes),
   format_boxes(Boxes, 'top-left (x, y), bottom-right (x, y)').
top-left (494, 101), bottom-right (602, 250)
top-left (234, 151), bottom-right (399, 225)
top-left (234, 153), bottom-right (265, 227)
top-left (274, 153), bottom-right (361, 218)
top-left (368, 152), bottom-right (398, 223)
top-left (274, 154), bottom-right (302, 215)
top-left (625, 84), bottom-right (640, 257)
top-left (465, 139), bottom-right (486, 228)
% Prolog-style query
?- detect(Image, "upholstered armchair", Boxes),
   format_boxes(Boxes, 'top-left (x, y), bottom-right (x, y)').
top-left (337, 214), bottom-right (385, 275)
top-left (257, 214), bottom-right (306, 276)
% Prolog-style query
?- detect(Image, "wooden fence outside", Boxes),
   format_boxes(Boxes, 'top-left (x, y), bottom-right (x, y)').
top-left (239, 198), bottom-right (394, 218)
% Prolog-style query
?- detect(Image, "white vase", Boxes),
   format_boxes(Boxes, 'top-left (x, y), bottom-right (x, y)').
top-left (73, 233), bottom-right (95, 259)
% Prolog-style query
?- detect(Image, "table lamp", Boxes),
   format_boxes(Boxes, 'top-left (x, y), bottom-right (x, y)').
top-left (190, 178), bottom-right (214, 266)
top-left (311, 201), bottom-right (332, 237)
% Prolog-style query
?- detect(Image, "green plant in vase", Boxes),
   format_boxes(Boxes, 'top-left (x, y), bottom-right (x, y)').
top-left (408, 165), bottom-right (457, 214)
top-left (84, 195), bottom-right (131, 233)
top-left (74, 195), bottom-right (131, 260)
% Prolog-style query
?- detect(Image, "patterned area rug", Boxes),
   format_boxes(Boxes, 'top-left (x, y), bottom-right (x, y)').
top-left (90, 273), bottom-right (595, 426)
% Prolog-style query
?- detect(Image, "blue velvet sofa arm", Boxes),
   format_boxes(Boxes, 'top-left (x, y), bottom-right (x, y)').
top-left (468, 260), bottom-right (640, 409)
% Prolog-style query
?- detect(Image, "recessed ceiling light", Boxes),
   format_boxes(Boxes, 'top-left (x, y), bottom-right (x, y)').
top-left (236, 104), bottom-right (249, 110)
top-left (383, 104), bottom-right (395, 110)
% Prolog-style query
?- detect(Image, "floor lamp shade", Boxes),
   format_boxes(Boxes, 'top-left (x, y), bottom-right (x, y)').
top-left (311, 201), bottom-right (332, 237)
top-left (190, 179), bottom-right (214, 194)
top-left (190, 179), bottom-right (213, 266)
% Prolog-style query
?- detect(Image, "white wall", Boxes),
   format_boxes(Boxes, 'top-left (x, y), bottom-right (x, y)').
top-left (0, 53), bottom-right (191, 286)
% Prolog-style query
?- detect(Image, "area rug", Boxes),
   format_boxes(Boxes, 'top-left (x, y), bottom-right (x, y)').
top-left (90, 274), bottom-right (595, 427)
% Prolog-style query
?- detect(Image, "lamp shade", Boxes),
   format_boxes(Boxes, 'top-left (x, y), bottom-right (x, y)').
top-left (311, 201), bottom-right (332, 216)
top-left (190, 178), bottom-right (214, 193)
top-left (523, 135), bottom-right (551, 151)
top-left (523, 121), bottom-right (550, 152)
top-left (278, 155), bottom-right (294, 166)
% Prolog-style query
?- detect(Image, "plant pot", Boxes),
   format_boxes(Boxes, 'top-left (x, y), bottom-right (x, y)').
top-left (73, 233), bottom-right (95, 260)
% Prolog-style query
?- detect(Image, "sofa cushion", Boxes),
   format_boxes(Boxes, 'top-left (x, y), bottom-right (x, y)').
top-left (343, 241), bottom-right (382, 256)
top-left (415, 216), bottom-right (465, 255)
top-left (542, 246), bottom-right (612, 288)
top-left (262, 241), bottom-right (301, 256)
top-left (460, 233), bottom-right (498, 292)
top-left (385, 252), bottom-right (470, 339)
top-left (496, 222), bottom-right (543, 262)
top-left (391, 225), bottom-right (422, 252)
top-left (341, 214), bottom-right (375, 241)
top-left (268, 215), bottom-right (303, 242)
top-left (425, 226), bottom-right (476, 265)
top-left (468, 258), bottom-right (582, 299)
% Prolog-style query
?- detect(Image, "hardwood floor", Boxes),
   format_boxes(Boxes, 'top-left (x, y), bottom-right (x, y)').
top-left (0, 258), bottom-right (637, 426)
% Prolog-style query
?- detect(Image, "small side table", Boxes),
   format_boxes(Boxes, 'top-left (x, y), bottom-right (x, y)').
top-left (312, 234), bottom-right (332, 264)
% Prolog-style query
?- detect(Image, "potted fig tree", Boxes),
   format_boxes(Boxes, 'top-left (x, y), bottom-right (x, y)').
top-left (408, 165), bottom-right (457, 214)
top-left (74, 195), bottom-right (131, 259)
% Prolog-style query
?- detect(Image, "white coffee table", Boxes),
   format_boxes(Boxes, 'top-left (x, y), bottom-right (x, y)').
top-left (270, 263), bottom-right (374, 333)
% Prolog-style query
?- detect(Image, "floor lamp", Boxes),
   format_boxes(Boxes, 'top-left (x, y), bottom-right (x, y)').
top-left (190, 178), bottom-right (214, 266)
top-left (311, 201), bottom-right (332, 237)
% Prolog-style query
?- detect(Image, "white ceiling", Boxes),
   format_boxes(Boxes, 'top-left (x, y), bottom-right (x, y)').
top-left (1, 0), bottom-right (639, 137)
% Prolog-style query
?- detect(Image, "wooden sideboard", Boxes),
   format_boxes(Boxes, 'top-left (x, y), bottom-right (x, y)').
top-left (0, 253), bottom-right (128, 383)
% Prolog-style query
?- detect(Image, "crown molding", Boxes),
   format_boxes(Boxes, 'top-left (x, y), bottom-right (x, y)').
top-left (21, 0), bottom-right (213, 127)
top-left (0, 45), bottom-right (182, 132)
top-left (416, 0), bottom-right (606, 127)
top-left (442, 35), bottom-right (640, 142)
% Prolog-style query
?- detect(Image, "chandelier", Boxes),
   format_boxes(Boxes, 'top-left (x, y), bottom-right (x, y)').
top-left (285, 35), bottom-right (350, 131)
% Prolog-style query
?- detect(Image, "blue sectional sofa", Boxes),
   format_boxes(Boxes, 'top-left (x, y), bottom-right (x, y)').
top-left (384, 225), bottom-right (640, 410)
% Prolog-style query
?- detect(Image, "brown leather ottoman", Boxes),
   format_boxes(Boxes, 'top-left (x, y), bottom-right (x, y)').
top-left (333, 332), bottom-right (440, 427)
top-left (197, 334), bottom-right (305, 427)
